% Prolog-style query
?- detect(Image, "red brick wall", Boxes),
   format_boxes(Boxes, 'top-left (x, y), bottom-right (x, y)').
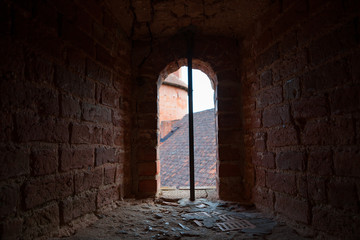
top-left (0, 0), bottom-right (132, 239)
top-left (158, 84), bottom-right (187, 122)
top-left (241, 0), bottom-right (360, 238)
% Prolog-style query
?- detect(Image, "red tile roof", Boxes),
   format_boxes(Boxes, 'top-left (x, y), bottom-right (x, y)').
top-left (160, 109), bottom-right (216, 188)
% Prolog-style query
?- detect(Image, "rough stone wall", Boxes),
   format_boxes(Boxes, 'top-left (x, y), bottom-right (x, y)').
top-left (0, 0), bottom-right (132, 239)
top-left (241, 0), bottom-right (360, 238)
top-left (132, 36), bottom-right (252, 201)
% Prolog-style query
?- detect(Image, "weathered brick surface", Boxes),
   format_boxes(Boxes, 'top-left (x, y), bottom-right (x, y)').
top-left (266, 171), bottom-right (297, 195)
top-left (276, 151), bottom-right (305, 171)
top-left (308, 149), bottom-right (333, 176)
top-left (0, 184), bottom-right (20, 219)
top-left (24, 173), bottom-right (74, 209)
top-left (97, 186), bottom-right (119, 208)
top-left (0, 146), bottom-right (29, 181)
top-left (74, 168), bottom-right (102, 194)
top-left (244, 0), bottom-right (360, 238)
top-left (60, 146), bottom-right (94, 172)
top-left (95, 147), bottom-right (117, 166)
top-left (275, 193), bottom-right (309, 224)
top-left (31, 145), bottom-right (58, 176)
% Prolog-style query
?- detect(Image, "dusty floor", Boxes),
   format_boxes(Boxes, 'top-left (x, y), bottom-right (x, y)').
top-left (53, 190), bottom-right (309, 240)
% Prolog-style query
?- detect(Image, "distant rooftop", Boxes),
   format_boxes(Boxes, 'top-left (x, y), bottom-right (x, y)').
top-left (160, 109), bottom-right (216, 188)
top-left (163, 74), bottom-right (188, 90)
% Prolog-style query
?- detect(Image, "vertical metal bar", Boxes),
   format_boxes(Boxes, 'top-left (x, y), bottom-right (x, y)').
top-left (187, 32), bottom-right (195, 201)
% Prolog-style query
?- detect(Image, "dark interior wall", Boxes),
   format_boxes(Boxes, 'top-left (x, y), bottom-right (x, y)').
top-left (0, 0), bottom-right (132, 239)
top-left (241, 0), bottom-right (360, 238)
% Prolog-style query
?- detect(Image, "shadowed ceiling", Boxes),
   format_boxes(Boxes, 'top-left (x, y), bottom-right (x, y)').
top-left (105, 0), bottom-right (273, 40)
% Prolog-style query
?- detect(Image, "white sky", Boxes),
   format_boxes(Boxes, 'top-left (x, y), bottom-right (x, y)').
top-left (180, 66), bottom-right (214, 113)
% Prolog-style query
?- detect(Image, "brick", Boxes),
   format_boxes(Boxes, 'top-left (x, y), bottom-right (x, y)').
top-left (262, 104), bottom-right (290, 127)
top-left (279, 29), bottom-right (297, 55)
top-left (293, 96), bottom-right (328, 119)
top-left (82, 103), bottom-right (112, 123)
top-left (276, 151), bottom-right (305, 171)
top-left (102, 87), bottom-right (119, 107)
top-left (328, 180), bottom-right (358, 211)
top-left (138, 179), bottom-right (158, 194)
top-left (303, 59), bottom-right (349, 93)
top-left (71, 123), bottom-right (101, 144)
top-left (24, 173), bottom-right (73, 209)
top-left (217, 83), bottom-right (241, 99)
top-left (218, 163), bottom-right (242, 177)
top-left (102, 127), bottom-right (114, 145)
top-left (96, 44), bottom-right (114, 69)
top-left (95, 147), bottom-right (117, 166)
top-left (33, 87), bottom-right (59, 116)
top-left (312, 206), bottom-right (354, 236)
top-left (111, 111), bottom-right (131, 128)
top-left (266, 171), bottom-right (297, 195)
top-left (138, 162), bottom-right (158, 177)
top-left (256, 43), bottom-right (279, 70)
top-left (260, 69), bottom-right (272, 88)
top-left (308, 149), bottom-right (333, 176)
top-left (218, 113), bottom-right (242, 129)
top-left (136, 145), bottom-right (157, 162)
top-left (273, 0), bottom-right (307, 38)
top-left (254, 132), bottom-right (266, 152)
top-left (97, 186), bottom-right (119, 208)
top-left (104, 165), bottom-right (116, 184)
top-left (309, 20), bottom-right (358, 66)
top-left (74, 168), bottom-right (102, 194)
top-left (25, 54), bottom-right (54, 84)
top-left (55, 65), bottom-right (95, 99)
top-left (334, 147), bottom-right (360, 177)
top-left (255, 168), bottom-right (266, 187)
top-left (350, 51), bottom-right (360, 83)
top-left (86, 58), bottom-right (111, 86)
top-left (244, 110), bottom-right (262, 129)
top-left (77, 0), bottom-right (103, 22)
top-left (67, 47), bottom-right (86, 75)
top-left (0, 184), bottom-right (20, 219)
top-left (137, 100), bottom-right (157, 114)
top-left (284, 77), bottom-right (300, 100)
top-left (16, 112), bottom-right (69, 143)
top-left (62, 19), bottom-right (95, 57)
top-left (302, 117), bottom-right (354, 145)
top-left (0, 146), bottom-right (29, 180)
top-left (253, 152), bottom-right (275, 169)
top-left (277, 51), bottom-right (307, 81)
top-left (218, 145), bottom-right (242, 162)
top-left (330, 85), bottom-right (360, 114)
top-left (253, 187), bottom-right (274, 210)
top-left (60, 191), bottom-right (97, 224)
top-left (275, 193), bottom-right (309, 224)
top-left (257, 85), bottom-right (282, 108)
top-left (267, 126), bottom-right (298, 147)
top-left (61, 94), bottom-right (81, 119)
top-left (297, 175), bottom-right (307, 198)
top-left (0, 218), bottom-right (22, 240)
top-left (76, 8), bottom-right (93, 34)
top-left (307, 175), bottom-right (327, 203)
top-left (31, 145), bottom-right (58, 176)
top-left (0, 113), bottom-right (12, 142)
top-left (23, 203), bottom-right (59, 239)
top-left (59, 146), bottom-right (94, 172)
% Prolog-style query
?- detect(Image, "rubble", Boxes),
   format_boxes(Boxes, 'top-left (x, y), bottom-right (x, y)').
top-left (56, 198), bottom-right (309, 240)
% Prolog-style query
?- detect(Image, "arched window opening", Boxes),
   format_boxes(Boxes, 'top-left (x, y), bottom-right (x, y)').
top-left (158, 65), bottom-right (217, 199)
